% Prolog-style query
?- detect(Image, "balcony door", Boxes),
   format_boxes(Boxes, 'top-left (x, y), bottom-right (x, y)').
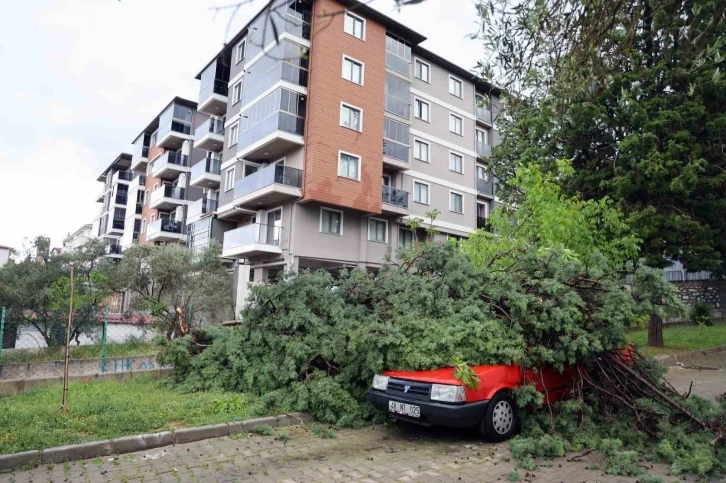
top-left (265, 209), bottom-right (282, 246)
top-left (476, 164), bottom-right (488, 181)
top-left (477, 202), bottom-right (488, 218)
top-left (382, 174), bottom-right (391, 186)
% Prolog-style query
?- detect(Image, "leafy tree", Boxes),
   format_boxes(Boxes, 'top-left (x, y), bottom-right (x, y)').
top-left (111, 242), bottom-right (233, 338)
top-left (476, 0), bottom-right (726, 274)
top-left (0, 237), bottom-right (112, 348)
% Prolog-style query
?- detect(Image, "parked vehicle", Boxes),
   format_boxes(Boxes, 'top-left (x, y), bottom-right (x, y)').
top-left (367, 364), bottom-right (577, 442)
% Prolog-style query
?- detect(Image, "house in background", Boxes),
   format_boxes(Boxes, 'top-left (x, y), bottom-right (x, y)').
top-left (62, 224), bottom-right (93, 253)
top-left (0, 245), bottom-right (11, 267)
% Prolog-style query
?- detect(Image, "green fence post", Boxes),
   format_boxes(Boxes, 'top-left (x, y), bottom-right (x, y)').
top-left (101, 307), bottom-right (109, 373)
top-left (0, 307), bottom-right (6, 367)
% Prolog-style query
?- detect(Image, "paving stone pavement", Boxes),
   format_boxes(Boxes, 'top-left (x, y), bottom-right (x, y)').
top-left (1, 423), bottom-right (713, 483)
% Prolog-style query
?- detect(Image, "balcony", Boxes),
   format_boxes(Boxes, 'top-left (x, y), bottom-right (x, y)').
top-left (104, 243), bottom-right (123, 258)
top-left (476, 107), bottom-right (492, 125)
top-left (222, 223), bottom-right (282, 258)
top-left (130, 145), bottom-right (149, 171)
top-left (187, 197), bottom-right (218, 224)
top-left (149, 151), bottom-right (190, 180)
top-left (476, 142), bottom-right (492, 159)
top-left (95, 190), bottom-right (105, 203)
top-left (147, 219), bottom-right (185, 243)
top-left (237, 111), bottom-right (305, 161)
top-left (190, 158), bottom-right (221, 189)
top-left (381, 186), bottom-right (409, 215)
top-left (231, 164), bottom-right (302, 209)
top-left (129, 174), bottom-right (146, 191)
top-left (477, 178), bottom-right (496, 198)
top-left (383, 140), bottom-right (410, 170)
top-left (477, 216), bottom-right (492, 231)
top-left (112, 171), bottom-right (133, 185)
top-left (149, 185), bottom-right (187, 211)
top-left (156, 104), bottom-right (194, 149)
top-left (194, 118), bottom-right (225, 152)
top-left (104, 218), bottom-right (125, 237)
top-left (114, 192), bottom-right (128, 206)
top-left (198, 79), bottom-right (228, 116)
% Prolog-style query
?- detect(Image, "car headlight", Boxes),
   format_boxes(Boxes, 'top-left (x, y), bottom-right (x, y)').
top-left (430, 384), bottom-right (466, 402)
top-left (372, 374), bottom-right (389, 391)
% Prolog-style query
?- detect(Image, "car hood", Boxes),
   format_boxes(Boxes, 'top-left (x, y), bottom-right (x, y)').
top-left (383, 365), bottom-right (512, 386)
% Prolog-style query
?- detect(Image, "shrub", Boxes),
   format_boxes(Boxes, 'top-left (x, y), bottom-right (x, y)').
top-left (691, 300), bottom-right (713, 327)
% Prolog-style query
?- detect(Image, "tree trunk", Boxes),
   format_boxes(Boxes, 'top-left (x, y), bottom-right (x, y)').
top-left (647, 313), bottom-right (664, 347)
top-left (2, 323), bottom-right (17, 350)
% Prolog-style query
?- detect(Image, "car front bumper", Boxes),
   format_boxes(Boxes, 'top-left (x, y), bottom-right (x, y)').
top-left (367, 389), bottom-right (489, 428)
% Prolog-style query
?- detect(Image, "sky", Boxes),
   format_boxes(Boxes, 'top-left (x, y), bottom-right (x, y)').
top-left (0, 0), bottom-right (486, 252)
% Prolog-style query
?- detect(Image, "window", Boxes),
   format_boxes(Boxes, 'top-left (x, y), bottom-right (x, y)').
top-left (449, 191), bottom-right (464, 213)
top-left (232, 82), bottom-right (242, 104)
top-left (414, 59), bottom-right (430, 82)
top-left (449, 152), bottom-right (463, 174)
top-left (320, 208), bottom-right (343, 235)
top-left (385, 33), bottom-right (411, 75)
top-left (477, 164), bottom-right (488, 180)
top-left (476, 93), bottom-right (490, 109)
top-left (399, 228), bottom-right (414, 248)
top-left (368, 218), bottom-right (388, 243)
top-left (413, 139), bottom-right (429, 162)
top-left (383, 118), bottom-right (410, 162)
top-left (477, 129), bottom-right (488, 145)
top-left (338, 151), bottom-right (360, 180)
top-left (340, 103), bottom-right (362, 131)
top-left (236, 39), bottom-right (246, 64)
top-left (413, 181), bottom-right (429, 204)
top-left (449, 114), bottom-right (463, 135)
top-left (342, 56), bottom-right (364, 85)
top-left (414, 98), bottom-right (430, 122)
top-left (384, 73), bottom-right (411, 118)
top-left (449, 76), bottom-right (463, 98)
top-left (344, 12), bottom-right (365, 40)
top-left (224, 167), bottom-right (235, 192)
top-left (228, 123), bottom-right (239, 147)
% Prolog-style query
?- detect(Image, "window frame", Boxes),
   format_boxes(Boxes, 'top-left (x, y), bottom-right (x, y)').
top-left (341, 55), bottom-right (365, 86)
top-left (398, 227), bottom-right (414, 248)
top-left (414, 97), bottom-right (431, 122)
top-left (228, 122), bottom-right (239, 148)
top-left (414, 58), bottom-right (430, 83)
top-left (232, 81), bottom-right (242, 104)
top-left (448, 75), bottom-right (463, 99)
top-left (367, 217), bottom-right (389, 243)
top-left (319, 207), bottom-right (344, 236)
top-left (224, 167), bottom-right (235, 192)
top-left (449, 151), bottom-right (464, 174)
top-left (413, 180), bottom-right (430, 205)
top-left (476, 128), bottom-right (488, 145)
top-left (477, 201), bottom-right (490, 219)
top-left (449, 113), bottom-right (463, 136)
top-left (236, 38), bottom-right (246, 64)
top-left (449, 190), bottom-right (464, 214)
top-left (337, 150), bottom-right (361, 181)
top-left (343, 11), bottom-right (366, 40)
top-left (476, 164), bottom-right (489, 181)
top-left (413, 138), bottom-right (430, 163)
top-left (339, 102), bottom-right (363, 132)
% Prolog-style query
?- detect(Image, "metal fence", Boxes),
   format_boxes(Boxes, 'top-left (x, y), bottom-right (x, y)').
top-left (0, 307), bottom-right (162, 383)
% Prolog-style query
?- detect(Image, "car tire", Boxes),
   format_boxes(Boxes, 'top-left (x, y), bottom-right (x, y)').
top-left (478, 391), bottom-right (518, 442)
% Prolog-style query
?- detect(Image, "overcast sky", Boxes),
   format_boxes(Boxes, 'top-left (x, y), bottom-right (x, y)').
top-left (0, 0), bottom-right (485, 252)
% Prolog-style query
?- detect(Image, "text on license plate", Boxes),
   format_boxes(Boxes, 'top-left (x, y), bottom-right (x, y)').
top-left (388, 400), bottom-right (421, 418)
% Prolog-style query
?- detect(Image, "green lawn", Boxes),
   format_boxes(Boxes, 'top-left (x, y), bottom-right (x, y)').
top-left (0, 376), bottom-right (255, 454)
top-left (2, 341), bottom-right (158, 364)
top-left (627, 324), bottom-right (726, 357)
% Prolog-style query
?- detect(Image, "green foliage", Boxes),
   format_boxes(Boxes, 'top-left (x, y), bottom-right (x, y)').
top-left (691, 301), bottom-right (714, 327)
top-left (599, 439), bottom-right (641, 476)
top-left (211, 395), bottom-right (248, 415)
top-left (638, 475), bottom-right (664, 483)
top-left (513, 385), bottom-right (543, 408)
top-left (111, 242), bottom-right (232, 338)
top-left (507, 469), bottom-right (521, 482)
top-left (274, 432), bottom-right (290, 442)
top-left (310, 424), bottom-right (337, 439)
top-left (452, 357), bottom-right (480, 390)
top-left (251, 424), bottom-right (274, 436)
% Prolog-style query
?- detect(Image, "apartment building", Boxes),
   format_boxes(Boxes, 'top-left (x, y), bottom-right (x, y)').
top-left (183, 0), bottom-right (501, 310)
top-left (62, 224), bottom-right (93, 253)
top-left (93, 153), bottom-right (135, 257)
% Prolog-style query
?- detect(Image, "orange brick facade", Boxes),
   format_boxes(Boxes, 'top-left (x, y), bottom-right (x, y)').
top-left (301, 0), bottom-right (385, 214)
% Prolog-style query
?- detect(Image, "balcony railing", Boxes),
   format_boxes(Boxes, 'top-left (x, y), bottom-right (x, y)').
top-left (148, 219), bottom-right (184, 236)
top-left (150, 151), bottom-right (190, 171)
top-left (194, 117), bottom-right (225, 139)
top-left (237, 112), bottom-right (305, 154)
top-left (131, 174), bottom-right (146, 190)
top-left (384, 96), bottom-right (410, 119)
top-left (188, 197), bottom-right (218, 219)
top-left (477, 216), bottom-right (492, 231)
top-left (199, 78), bottom-right (229, 103)
top-left (191, 157), bottom-right (222, 179)
top-left (476, 142), bottom-right (492, 158)
top-left (117, 171), bottom-right (133, 181)
top-left (160, 184), bottom-right (186, 200)
top-left (382, 186), bottom-right (409, 208)
top-left (234, 164), bottom-right (302, 200)
top-left (477, 178), bottom-right (495, 197)
top-left (223, 223), bottom-right (282, 250)
top-left (385, 52), bottom-right (410, 76)
top-left (476, 107), bottom-right (492, 124)
top-left (383, 140), bottom-right (409, 163)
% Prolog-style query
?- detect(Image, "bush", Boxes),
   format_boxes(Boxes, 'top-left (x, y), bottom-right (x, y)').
top-left (691, 300), bottom-right (714, 327)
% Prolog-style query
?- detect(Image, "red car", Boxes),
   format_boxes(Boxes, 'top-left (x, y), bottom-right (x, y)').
top-left (367, 364), bottom-right (576, 442)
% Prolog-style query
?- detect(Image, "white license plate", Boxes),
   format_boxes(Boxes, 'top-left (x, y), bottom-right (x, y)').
top-left (388, 400), bottom-right (421, 418)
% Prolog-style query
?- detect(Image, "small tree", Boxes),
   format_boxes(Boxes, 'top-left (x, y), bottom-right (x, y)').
top-left (112, 242), bottom-right (232, 338)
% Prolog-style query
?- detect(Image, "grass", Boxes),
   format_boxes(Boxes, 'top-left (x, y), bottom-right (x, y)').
top-left (0, 376), bottom-right (257, 454)
top-left (2, 340), bottom-right (158, 364)
top-left (627, 324), bottom-right (726, 357)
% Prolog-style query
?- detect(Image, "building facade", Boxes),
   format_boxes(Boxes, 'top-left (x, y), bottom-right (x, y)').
top-left (62, 224), bottom-right (93, 253)
top-left (92, 153), bottom-right (135, 257)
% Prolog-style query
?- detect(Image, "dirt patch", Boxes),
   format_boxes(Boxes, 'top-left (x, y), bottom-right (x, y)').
top-left (664, 351), bottom-right (726, 401)
top-left (164, 420), bottom-right (186, 429)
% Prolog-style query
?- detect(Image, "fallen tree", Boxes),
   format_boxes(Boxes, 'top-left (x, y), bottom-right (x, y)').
top-left (159, 164), bottom-right (725, 477)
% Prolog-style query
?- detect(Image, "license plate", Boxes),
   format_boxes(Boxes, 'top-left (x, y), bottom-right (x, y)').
top-left (388, 400), bottom-right (421, 418)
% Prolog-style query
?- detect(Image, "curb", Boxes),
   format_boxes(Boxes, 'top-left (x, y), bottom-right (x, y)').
top-left (656, 345), bottom-right (726, 361)
top-left (0, 412), bottom-right (313, 472)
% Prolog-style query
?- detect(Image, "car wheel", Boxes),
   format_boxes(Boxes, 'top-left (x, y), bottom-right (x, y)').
top-left (478, 391), bottom-right (518, 442)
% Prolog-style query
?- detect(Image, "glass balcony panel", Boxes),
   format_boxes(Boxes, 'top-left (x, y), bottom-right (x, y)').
top-left (476, 107), bottom-right (492, 124)
top-left (383, 140), bottom-right (409, 163)
top-left (477, 178), bottom-right (495, 197)
top-left (233, 164), bottom-right (302, 199)
top-left (237, 111), bottom-right (304, 153)
top-left (382, 185), bottom-right (409, 208)
top-left (476, 142), bottom-right (492, 158)
top-left (199, 61), bottom-right (230, 102)
top-left (224, 223), bottom-right (282, 250)
top-left (245, 3), bottom-right (311, 62)
top-left (194, 118), bottom-right (225, 139)
top-left (191, 157), bottom-right (222, 179)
